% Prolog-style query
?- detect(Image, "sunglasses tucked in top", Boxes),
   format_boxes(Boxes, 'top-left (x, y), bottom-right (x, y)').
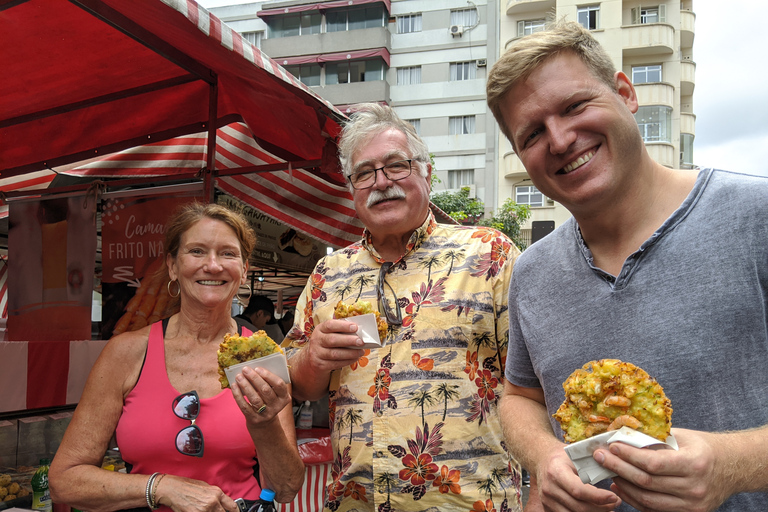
top-left (173, 390), bottom-right (204, 457)
top-left (347, 159), bottom-right (416, 190)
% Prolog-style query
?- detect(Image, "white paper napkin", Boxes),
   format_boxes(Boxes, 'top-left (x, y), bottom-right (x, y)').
top-left (343, 313), bottom-right (383, 348)
top-left (224, 351), bottom-right (291, 385)
top-left (564, 426), bottom-right (678, 484)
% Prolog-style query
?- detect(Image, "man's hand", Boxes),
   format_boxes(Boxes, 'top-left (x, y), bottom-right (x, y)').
top-left (288, 319), bottom-right (365, 401)
top-left (304, 319), bottom-right (365, 372)
top-left (593, 428), bottom-right (728, 512)
top-left (534, 447), bottom-right (621, 512)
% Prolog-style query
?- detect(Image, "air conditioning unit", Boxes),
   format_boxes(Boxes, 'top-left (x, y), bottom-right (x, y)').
top-left (476, 58), bottom-right (487, 67)
top-left (449, 24), bottom-right (464, 37)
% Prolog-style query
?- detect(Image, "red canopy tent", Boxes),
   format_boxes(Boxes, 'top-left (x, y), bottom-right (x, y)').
top-left (0, 0), bottom-right (361, 247)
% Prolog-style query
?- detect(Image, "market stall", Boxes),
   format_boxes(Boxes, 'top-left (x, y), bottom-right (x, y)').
top-left (1, 0), bottom-right (342, 507)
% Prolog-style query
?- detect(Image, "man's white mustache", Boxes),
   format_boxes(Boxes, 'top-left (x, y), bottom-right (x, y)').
top-left (366, 185), bottom-right (406, 208)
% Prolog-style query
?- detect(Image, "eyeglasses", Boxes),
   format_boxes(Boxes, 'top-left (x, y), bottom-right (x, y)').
top-left (173, 391), bottom-right (204, 457)
top-left (376, 262), bottom-right (402, 326)
top-left (347, 159), bottom-right (415, 190)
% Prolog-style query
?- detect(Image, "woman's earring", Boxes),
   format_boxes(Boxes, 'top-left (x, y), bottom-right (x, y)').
top-left (167, 279), bottom-right (181, 298)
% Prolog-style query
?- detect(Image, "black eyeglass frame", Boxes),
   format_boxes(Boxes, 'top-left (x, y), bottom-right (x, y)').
top-left (172, 390), bottom-right (205, 458)
top-left (347, 159), bottom-right (416, 190)
top-left (376, 262), bottom-right (403, 326)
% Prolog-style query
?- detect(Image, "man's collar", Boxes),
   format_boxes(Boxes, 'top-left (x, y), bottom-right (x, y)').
top-left (362, 210), bottom-right (437, 264)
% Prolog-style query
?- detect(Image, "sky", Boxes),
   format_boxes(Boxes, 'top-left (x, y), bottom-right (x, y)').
top-left (198, 0), bottom-right (768, 177)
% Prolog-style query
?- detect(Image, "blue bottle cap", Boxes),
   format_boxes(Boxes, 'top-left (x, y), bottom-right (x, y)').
top-left (260, 489), bottom-right (276, 502)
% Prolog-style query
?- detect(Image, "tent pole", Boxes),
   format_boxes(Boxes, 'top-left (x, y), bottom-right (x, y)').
top-left (204, 81), bottom-right (219, 203)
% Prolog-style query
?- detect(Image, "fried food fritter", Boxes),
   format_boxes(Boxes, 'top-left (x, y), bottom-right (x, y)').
top-left (333, 300), bottom-right (388, 341)
top-left (553, 359), bottom-right (673, 443)
top-left (6, 483), bottom-right (18, 496)
top-left (0, 475), bottom-right (9, 487)
top-left (217, 331), bottom-right (283, 388)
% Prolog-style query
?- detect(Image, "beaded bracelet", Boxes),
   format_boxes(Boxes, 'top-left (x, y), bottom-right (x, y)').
top-left (151, 474), bottom-right (165, 510)
top-left (145, 472), bottom-right (161, 510)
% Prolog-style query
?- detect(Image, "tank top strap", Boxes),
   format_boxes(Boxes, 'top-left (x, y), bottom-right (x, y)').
top-left (134, 321), bottom-right (170, 390)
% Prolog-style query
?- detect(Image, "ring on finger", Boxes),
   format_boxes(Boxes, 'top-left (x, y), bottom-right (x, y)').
top-left (254, 404), bottom-right (267, 414)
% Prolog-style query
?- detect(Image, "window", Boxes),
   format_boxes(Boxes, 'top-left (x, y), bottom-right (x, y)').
top-left (397, 66), bottom-right (422, 85)
top-left (577, 5), bottom-right (600, 30)
top-left (450, 61), bottom-right (476, 81)
top-left (267, 12), bottom-right (321, 38)
top-left (326, 59), bottom-right (385, 84)
top-left (327, 5), bottom-right (385, 32)
top-left (284, 63), bottom-right (321, 86)
top-left (241, 31), bottom-right (264, 48)
top-left (635, 106), bottom-right (672, 143)
top-left (631, 5), bottom-right (666, 24)
top-left (680, 133), bottom-right (694, 167)
top-left (632, 65), bottom-right (662, 84)
top-left (450, 8), bottom-right (478, 27)
top-left (406, 119), bottom-right (421, 136)
top-left (397, 14), bottom-right (422, 33)
top-left (449, 115), bottom-right (475, 135)
top-left (447, 169), bottom-right (474, 189)
top-left (517, 19), bottom-right (546, 37)
top-left (516, 185), bottom-right (544, 207)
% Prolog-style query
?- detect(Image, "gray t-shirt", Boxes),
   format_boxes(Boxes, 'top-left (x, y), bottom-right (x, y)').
top-left (506, 169), bottom-right (768, 511)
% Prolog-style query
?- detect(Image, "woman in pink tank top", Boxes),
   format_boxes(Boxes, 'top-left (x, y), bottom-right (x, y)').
top-left (49, 204), bottom-right (304, 512)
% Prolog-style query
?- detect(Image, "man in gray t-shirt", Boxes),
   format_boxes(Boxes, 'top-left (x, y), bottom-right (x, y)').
top-left (486, 20), bottom-right (768, 512)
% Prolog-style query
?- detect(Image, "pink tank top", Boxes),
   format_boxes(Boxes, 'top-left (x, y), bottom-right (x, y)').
top-left (115, 322), bottom-right (261, 505)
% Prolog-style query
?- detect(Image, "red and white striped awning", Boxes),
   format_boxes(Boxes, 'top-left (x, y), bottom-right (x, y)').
top-left (62, 122), bottom-right (364, 247)
top-left (0, 170), bottom-right (57, 220)
top-left (0, 257), bottom-right (8, 319)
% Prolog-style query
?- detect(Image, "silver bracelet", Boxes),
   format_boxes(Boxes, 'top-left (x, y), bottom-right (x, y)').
top-left (145, 472), bottom-right (161, 510)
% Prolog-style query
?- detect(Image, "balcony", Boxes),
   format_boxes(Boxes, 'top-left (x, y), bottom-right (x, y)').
top-left (680, 10), bottom-right (695, 49)
top-left (314, 80), bottom-right (390, 106)
top-left (503, 151), bottom-right (528, 179)
top-left (506, 0), bottom-right (554, 15)
top-left (262, 27), bottom-right (390, 60)
top-left (645, 142), bottom-right (675, 168)
top-left (622, 23), bottom-right (674, 56)
top-left (680, 112), bottom-right (696, 136)
top-left (680, 60), bottom-right (696, 96)
top-left (634, 82), bottom-right (674, 107)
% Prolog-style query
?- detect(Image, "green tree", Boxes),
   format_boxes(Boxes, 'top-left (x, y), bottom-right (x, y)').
top-left (430, 187), bottom-right (484, 223)
top-left (479, 198), bottom-right (532, 250)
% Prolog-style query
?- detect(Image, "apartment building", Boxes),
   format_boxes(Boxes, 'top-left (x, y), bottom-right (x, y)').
top-left (498, 0), bottom-right (696, 242)
top-left (210, 0), bottom-right (502, 213)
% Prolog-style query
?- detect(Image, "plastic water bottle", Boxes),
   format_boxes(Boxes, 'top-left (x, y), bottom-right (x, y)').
top-left (31, 458), bottom-right (52, 512)
top-left (252, 489), bottom-right (276, 512)
top-left (297, 400), bottom-right (313, 429)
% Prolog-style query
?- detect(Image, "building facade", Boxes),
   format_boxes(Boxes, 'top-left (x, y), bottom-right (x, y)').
top-left (209, 0), bottom-right (696, 244)
top-left (210, 0), bottom-right (502, 213)
top-left (498, 0), bottom-right (696, 242)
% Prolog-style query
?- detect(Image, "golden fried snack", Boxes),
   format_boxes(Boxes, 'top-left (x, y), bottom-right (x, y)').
top-left (0, 475), bottom-right (9, 487)
top-left (6, 483), bottom-right (18, 496)
top-left (217, 331), bottom-right (283, 388)
top-left (554, 359), bottom-right (673, 443)
top-left (0, 487), bottom-right (7, 500)
top-left (333, 300), bottom-right (388, 340)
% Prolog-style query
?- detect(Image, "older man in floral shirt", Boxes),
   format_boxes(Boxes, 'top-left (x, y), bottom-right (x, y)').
top-left (285, 103), bottom-right (524, 512)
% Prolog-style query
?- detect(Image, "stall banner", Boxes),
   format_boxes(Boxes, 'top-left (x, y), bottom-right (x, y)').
top-left (218, 195), bottom-right (323, 274)
top-left (101, 185), bottom-right (202, 339)
top-left (6, 195), bottom-right (97, 341)
top-left (0, 339), bottom-right (108, 412)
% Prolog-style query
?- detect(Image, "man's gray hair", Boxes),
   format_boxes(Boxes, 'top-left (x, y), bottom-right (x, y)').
top-left (487, 20), bottom-right (617, 146)
top-left (338, 103), bottom-right (430, 179)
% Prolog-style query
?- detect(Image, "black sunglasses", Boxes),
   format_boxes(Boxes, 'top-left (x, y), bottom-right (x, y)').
top-left (173, 390), bottom-right (204, 457)
top-left (376, 262), bottom-right (402, 326)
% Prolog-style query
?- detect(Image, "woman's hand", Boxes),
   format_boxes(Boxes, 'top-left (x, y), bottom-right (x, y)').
top-left (230, 366), bottom-right (291, 426)
top-left (156, 475), bottom-right (238, 512)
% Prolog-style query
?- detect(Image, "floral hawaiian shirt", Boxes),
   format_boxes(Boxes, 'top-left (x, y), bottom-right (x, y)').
top-left (285, 212), bottom-right (523, 512)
